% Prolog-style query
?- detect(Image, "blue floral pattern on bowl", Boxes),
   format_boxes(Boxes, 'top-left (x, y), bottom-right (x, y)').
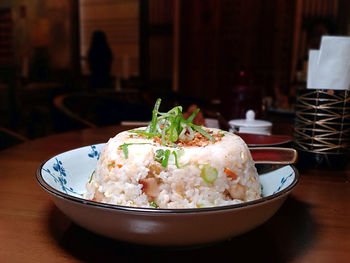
top-left (259, 165), bottom-right (295, 197)
top-left (273, 172), bottom-right (294, 194)
top-left (41, 144), bottom-right (103, 197)
top-left (42, 158), bottom-right (77, 195)
top-left (88, 145), bottom-right (100, 160)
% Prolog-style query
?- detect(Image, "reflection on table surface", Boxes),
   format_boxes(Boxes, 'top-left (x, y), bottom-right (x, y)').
top-left (0, 124), bottom-right (349, 262)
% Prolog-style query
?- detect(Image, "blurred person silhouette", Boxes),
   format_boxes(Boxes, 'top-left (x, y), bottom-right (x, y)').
top-left (87, 30), bottom-right (113, 90)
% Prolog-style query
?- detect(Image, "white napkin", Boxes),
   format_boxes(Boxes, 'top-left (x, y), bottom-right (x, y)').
top-left (308, 36), bottom-right (350, 90)
top-left (307, 49), bottom-right (319, 89)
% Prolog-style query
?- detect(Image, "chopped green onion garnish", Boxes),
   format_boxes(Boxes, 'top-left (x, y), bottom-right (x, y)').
top-left (121, 144), bottom-right (129, 159)
top-left (161, 149), bottom-right (171, 167)
top-left (173, 151), bottom-right (180, 168)
top-left (168, 120), bottom-right (178, 142)
top-left (149, 98), bottom-right (161, 133)
top-left (150, 201), bottom-right (158, 208)
top-left (186, 108), bottom-right (199, 123)
top-left (188, 123), bottom-right (215, 141)
top-left (172, 150), bottom-right (189, 168)
top-left (128, 129), bottom-right (160, 138)
top-left (89, 170), bottom-right (95, 183)
top-left (201, 164), bottom-right (218, 183)
top-left (155, 149), bottom-right (165, 163)
top-left (155, 149), bottom-right (185, 168)
top-left (129, 98), bottom-right (216, 146)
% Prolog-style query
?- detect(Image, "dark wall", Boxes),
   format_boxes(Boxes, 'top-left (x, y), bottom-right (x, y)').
top-left (179, 0), bottom-right (295, 102)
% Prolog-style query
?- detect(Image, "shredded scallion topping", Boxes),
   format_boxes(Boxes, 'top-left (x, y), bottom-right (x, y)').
top-left (129, 98), bottom-right (215, 144)
top-left (150, 201), bottom-right (158, 208)
top-left (89, 170), bottom-right (95, 183)
top-left (201, 164), bottom-right (218, 183)
top-left (161, 149), bottom-right (171, 167)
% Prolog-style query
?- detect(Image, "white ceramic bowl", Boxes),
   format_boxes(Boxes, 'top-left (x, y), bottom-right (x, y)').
top-left (36, 144), bottom-right (299, 246)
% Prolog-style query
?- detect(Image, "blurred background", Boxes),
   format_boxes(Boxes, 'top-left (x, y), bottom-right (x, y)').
top-left (1, 0), bottom-right (350, 148)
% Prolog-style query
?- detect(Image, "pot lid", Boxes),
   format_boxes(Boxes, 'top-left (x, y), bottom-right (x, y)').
top-left (229, 110), bottom-right (272, 128)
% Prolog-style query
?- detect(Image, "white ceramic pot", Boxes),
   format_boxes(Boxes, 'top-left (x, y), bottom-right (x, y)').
top-left (229, 110), bottom-right (272, 135)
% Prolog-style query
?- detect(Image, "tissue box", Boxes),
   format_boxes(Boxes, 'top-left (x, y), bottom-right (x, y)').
top-left (293, 89), bottom-right (350, 168)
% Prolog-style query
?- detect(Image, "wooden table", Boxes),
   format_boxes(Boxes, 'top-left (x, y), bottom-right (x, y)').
top-left (1, 125), bottom-right (350, 262)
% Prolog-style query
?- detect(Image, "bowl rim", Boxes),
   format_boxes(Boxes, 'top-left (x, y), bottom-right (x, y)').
top-left (36, 146), bottom-right (299, 214)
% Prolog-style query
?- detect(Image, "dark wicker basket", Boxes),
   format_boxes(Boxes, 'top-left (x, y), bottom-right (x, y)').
top-left (293, 89), bottom-right (350, 168)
